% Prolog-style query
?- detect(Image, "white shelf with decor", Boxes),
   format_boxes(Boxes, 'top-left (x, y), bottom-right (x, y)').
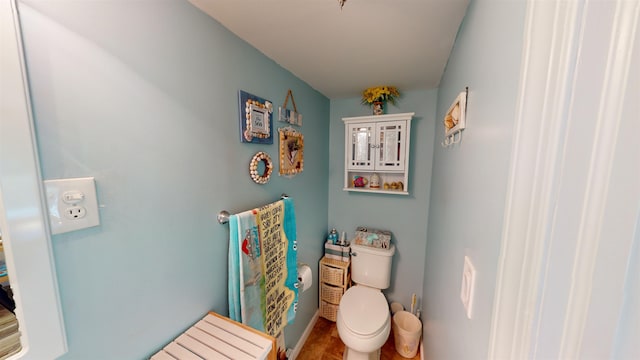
top-left (343, 112), bottom-right (414, 195)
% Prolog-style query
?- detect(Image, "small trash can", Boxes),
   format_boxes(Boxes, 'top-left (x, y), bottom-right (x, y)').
top-left (392, 310), bottom-right (422, 358)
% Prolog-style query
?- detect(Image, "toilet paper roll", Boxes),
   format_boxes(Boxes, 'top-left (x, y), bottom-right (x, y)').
top-left (297, 264), bottom-right (312, 293)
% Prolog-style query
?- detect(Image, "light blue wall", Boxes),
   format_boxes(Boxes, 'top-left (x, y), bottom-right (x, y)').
top-left (18, 1), bottom-right (328, 358)
top-left (14, 0), bottom-right (636, 358)
top-left (328, 89), bottom-right (437, 308)
top-left (422, 0), bottom-right (525, 358)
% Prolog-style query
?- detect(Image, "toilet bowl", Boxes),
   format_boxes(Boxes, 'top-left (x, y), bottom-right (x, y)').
top-left (337, 285), bottom-right (391, 360)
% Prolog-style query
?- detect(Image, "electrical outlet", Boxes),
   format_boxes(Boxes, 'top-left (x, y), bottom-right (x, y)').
top-left (45, 177), bottom-right (100, 234)
top-left (63, 206), bottom-right (87, 220)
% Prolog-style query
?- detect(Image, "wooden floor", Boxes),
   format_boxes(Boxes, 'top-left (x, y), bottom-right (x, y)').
top-left (296, 316), bottom-right (420, 360)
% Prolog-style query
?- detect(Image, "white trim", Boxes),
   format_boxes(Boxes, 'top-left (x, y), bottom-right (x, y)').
top-left (489, 0), bottom-right (639, 358)
top-left (288, 309), bottom-right (319, 360)
top-left (487, 0), bottom-right (582, 358)
top-left (558, 1), bottom-right (640, 357)
top-left (0, 0), bottom-right (67, 358)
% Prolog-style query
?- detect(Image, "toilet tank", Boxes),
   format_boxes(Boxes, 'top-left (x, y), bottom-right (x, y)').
top-left (350, 244), bottom-right (395, 289)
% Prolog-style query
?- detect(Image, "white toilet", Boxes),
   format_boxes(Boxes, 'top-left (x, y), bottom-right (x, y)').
top-left (337, 243), bottom-right (395, 360)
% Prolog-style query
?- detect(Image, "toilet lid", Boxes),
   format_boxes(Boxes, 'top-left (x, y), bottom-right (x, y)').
top-left (339, 286), bottom-right (389, 336)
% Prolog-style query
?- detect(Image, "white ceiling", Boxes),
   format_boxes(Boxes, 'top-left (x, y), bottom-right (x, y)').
top-left (188, 0), bottom-right (469, 99)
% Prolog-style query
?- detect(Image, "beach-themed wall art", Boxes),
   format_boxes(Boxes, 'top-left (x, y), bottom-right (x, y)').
top-left (278, 128), bottom-right (304, 176)
top-left (239, 90), bottom-right (273, 144)
top-left (278, 89), bottom-right (303, 126)
top-left (249, 151), bottom-right (273, 184)
top-left (442, 87), bottom-right (468, 147)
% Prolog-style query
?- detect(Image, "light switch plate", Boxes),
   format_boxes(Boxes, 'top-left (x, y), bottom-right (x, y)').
top-left (44, 177), bottom-right (100, 234)
top-left (460, 255), bottom-right (476, 319)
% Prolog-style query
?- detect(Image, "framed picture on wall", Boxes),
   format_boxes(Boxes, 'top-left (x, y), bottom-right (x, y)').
top-left (238, 90), bottom-right (273, 144)
top-left (444, 91), bottom-right (467, 136)
top-left (278, 128), bottom-right (304, 176)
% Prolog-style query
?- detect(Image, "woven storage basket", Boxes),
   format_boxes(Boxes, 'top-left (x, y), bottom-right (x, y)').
top-left (320, 300), bottom-right (339, 322)
top-left (321, 283), bottom-right (345, 304)
top-left (321, 264), bottom-right (345, 286)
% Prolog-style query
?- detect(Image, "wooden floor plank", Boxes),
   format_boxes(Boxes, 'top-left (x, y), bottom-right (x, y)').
top-left (297, 317), bottom-right (420, 360)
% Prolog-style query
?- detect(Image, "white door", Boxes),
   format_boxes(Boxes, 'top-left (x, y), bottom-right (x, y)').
top-left (0, 0), bottom-right (67, 358)
top-left (489, 0), bottom-right (639, 358)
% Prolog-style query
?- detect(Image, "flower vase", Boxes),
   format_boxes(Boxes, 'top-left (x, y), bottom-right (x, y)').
top-left (373, 101), bottom-right (385, 115)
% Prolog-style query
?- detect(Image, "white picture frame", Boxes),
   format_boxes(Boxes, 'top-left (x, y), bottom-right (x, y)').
top-left (444, 91), bottom-right (467, 136)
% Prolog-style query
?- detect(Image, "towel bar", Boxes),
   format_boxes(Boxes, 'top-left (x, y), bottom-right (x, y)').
top-left (217, 194), bottom-right (289, 224)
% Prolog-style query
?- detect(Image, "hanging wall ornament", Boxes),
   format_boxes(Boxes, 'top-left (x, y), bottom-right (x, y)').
top-left (441, 87), bottom-right (468, 148)
top-left (249, 151), bottom-right (273, 184)
top-left (278, 127), bottom-right (304, 177)
top-left (278, 89), bottom-right (303, 126)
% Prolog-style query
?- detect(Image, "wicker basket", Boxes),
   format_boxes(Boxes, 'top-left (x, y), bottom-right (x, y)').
top-left (320, 300), bottom-right (339, 322)
top-left (321, 283), bottom-right (345, 304)
top-left (320, 262), bottom-right (347, 286)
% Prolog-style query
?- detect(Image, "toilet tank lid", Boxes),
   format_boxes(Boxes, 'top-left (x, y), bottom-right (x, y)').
top-left (350, 243), bottom-right (395, 257)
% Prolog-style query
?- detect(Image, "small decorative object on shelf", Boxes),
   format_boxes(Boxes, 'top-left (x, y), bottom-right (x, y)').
top-left (353, 227), bottom-right (391, 249)
top-left (361, 86), bottom-right (400, 115)
top-left (327, 228), bottom-right (339, 244)
top-left (370, 173), bottom-right (380, 189)
top-left (352, 175), bottom-right (368, 187)
top-left (373, 102), bottom-right (384, 115)
top-left (383, 181), bottom-right (404, 191)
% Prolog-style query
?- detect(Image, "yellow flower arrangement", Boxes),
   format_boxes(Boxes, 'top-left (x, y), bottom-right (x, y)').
top-left (361, 86), bottom-right (401, 106)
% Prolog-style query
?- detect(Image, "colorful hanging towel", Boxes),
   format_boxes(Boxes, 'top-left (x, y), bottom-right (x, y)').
top-left (228, 208), bottom-right (263, 330)
top-left (228, 198), bottom-right (298, 337)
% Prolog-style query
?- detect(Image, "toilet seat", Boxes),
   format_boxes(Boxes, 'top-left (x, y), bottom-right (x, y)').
top-left (338, 286), bottom-right (389, 337)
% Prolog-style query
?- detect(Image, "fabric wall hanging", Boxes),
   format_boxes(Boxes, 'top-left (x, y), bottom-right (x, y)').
top-left (278, 128), bottom-right (304, 177)
top-left (239, 90), bottom-right (273, 144)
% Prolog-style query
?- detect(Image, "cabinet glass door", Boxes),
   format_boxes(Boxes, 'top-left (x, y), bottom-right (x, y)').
top-left (376, 121), bottom-right (405, 171)
top-left (348, 124), bottom-right (374, 170)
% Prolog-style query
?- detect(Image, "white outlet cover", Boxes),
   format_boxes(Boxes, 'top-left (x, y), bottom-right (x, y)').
top-left (460, 255), bottom-right (476, 319)
top-left (44, 177), bottom-right (100, 234)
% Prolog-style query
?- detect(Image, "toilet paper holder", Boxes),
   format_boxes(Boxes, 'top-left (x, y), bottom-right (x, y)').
top-left (296, 263), bottom-right (312, 293)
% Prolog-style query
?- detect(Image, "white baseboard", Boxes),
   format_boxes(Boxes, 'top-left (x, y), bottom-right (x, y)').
top-left (288, 309), bottom-right (319, 360)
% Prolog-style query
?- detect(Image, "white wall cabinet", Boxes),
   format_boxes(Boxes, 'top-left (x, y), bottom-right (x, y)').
top-left (343, 112), bottom-right (414, 195)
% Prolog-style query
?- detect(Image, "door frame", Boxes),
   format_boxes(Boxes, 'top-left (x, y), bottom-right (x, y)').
top-left (488, 0), bottom-right (639, 358)
top-left (0, 0), bottom-right (67, 358)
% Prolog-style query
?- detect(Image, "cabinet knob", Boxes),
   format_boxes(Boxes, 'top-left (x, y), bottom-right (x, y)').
top-left (350, 251), bottom-right (357, 257)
